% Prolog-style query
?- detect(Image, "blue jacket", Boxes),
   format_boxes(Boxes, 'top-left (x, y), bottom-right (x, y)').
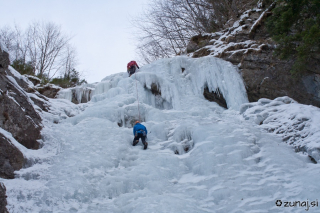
top-left (133, 123), bottom-right (147, 136)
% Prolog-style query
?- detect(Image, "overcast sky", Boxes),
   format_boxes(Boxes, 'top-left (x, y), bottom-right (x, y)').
top-left (1, 0), bottom-right (149, 83)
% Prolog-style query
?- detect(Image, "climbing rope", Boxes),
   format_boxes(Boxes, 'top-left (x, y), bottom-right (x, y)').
top-left (134, 71), bottom-right (141, 121)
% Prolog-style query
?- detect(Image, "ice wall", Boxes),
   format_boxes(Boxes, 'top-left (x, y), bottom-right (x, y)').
top-left (57, 88), bottom-right (73, 102)
top-left (137, 56), bottom-right (248, 110)
top-left (56, 84), bottom-right (95, 103)
top-left (57, 56), bottom-right (248, 110)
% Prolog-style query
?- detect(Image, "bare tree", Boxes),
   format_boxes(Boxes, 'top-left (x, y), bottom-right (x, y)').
top-left (134, 0), bottom-right (216, 63)
top-left (206, 0), bottom-right (257, 28)
top-left (0, 26), bottom-right (17, 61)
top-left (134, 0), bottom-right (257, 64)
top-left (0, 21), bottom-right (74, 81)
top-left (26, 22), bottom-right (71, 80)
top-left (0, 25), bottom-right (30, 64)
top-left (12, 25), bottom-right (29, 63)
top-left (62, 44), bottom-right (78, 79)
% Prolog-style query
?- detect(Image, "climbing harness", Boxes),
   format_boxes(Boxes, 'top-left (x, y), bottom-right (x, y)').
top-left (134, 72), bottom-right (141, 121)
top-left (137, 129), bottom-right (146, 136)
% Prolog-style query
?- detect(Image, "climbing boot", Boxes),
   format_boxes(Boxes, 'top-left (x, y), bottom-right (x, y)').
top-left (143, 142), bottom-right (148, 150)
top-left (133, 140), bottom-right (139, 146)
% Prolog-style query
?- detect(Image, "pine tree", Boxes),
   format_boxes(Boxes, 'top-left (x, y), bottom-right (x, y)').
top-left (267, 0), bottom-right (320, 75)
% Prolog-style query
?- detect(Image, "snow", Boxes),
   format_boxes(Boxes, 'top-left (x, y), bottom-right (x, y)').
top-left (6, 91), bottom-right (22, 108)
top-left (1, 56), bottom-right (320, 213)
top-left (257, 0), bottom-right (264, 8)
top-left (24, 74), bottom-right (40, 82)
top-left (190, 6), bottom-right (274, 61)
top-left (241, 97), bottom-right (320, 162)
top-left (4, 71), bottom-right (38, 115)
top-left (0, 128), bottom-right (37, 160)
top-left (8, 66), bottom-right (35, 88)
top-left (249, 3), bottom-right (276, 34)
top-left (207, 39), bottom-right (259, 58)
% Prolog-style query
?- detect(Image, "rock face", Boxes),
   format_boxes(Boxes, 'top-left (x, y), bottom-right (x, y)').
top-left (35, 84), bottom-right (61, 99)
top-left (30, 94), bottom-right (50, 112)
top-left (150, 83), bottom-right (161, 96)
top-left (186, 34), bottom-right (211, 54)
top-left (0, 46), bottom-right (45, 212)
top-left (189, 5), bottom-right (320, 107)
top-left (0, 183), bottom-right (9, 213)
top-left (0, 50), bottom-right (9, 69)
top-left (0, 133), bottom-right (24, 179)
top-left (0, 47), bottom-right (42, 149)
top-left (203, 87), bottom-right (227, 108)
top-left (0, 72), bottom-right (42, 149)
top-left (25, 75), bottom-right (41, 86)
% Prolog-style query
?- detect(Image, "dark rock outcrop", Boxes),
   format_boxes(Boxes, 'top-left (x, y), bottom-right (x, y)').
top-left (0, 50), bottom-right (9, 69)
top-left (35, 84), bottom-right (61, 99)
top-left (186, 34), bottom-right (211, 53)
top-left (0, 183), bottom-right (9, 213)
top-left (0, 46), bottom-right (47, 211)
top-left (0, 133), bottom-right (25, 179)
top-left (150, 83), bottom-right (161, 96)
top-left (203, 87), bottom-right (228, 109)
top-left (0, 47), bottom-right (42, 149)
top-left (0, 74), bottom-right (42, 149)
top-left (190, 6), bottom-right (320, 107)
top-left (30, 94), bottom-right (50, 112)
top-left (25, 75), bottom-right (41, 86)
top-left (5, 70), bottom-right (31, 91)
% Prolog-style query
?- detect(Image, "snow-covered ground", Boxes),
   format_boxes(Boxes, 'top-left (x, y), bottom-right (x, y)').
top-left (2, 56), bottom-right (320, 212)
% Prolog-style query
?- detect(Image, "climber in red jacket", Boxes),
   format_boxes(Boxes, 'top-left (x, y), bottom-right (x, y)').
top-left (127, 60), bottom-right (140, 77)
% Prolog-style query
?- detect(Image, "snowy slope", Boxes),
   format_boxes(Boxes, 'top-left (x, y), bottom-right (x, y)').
top-left (2, 56), bottom-right (320, 213)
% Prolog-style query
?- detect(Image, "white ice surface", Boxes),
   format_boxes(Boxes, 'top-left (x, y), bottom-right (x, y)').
top-left (58, 56), bottom-right (248, 111)
top-left (241, 97), bottom-right (320, 162)
top-left (2, 56), bottom-right (320, 213)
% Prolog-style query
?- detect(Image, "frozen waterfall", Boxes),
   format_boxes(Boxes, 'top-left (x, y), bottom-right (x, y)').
top-left (57, 56), bottom-right (248, 110)
top-left (2, 55), bottom-right (320, 213)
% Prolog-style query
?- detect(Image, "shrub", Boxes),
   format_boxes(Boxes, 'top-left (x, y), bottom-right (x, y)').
top-left (50, 69), bottom-right (87, 88)
top-left (11, 59), bottom-right (35, 75)
top-left (267, 0), bottom-right (320, 76)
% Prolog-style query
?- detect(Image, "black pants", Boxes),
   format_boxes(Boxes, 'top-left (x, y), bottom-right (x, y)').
top-left (133, 133), bottom-right (146, 146)
top-left (128, 66), bottom-right (136, 76)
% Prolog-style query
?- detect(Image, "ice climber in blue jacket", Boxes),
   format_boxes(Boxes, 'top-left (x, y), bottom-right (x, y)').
top-left (133, 121), bottom-right (148, 150)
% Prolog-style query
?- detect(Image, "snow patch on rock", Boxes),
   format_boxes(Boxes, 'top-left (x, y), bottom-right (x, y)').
top-left (241, 96), bottom-right (320, 162)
